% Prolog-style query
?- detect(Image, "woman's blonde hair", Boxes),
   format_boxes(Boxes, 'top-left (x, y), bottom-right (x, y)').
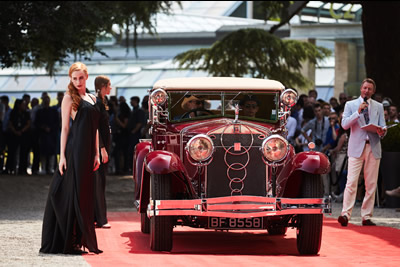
top-left (94, 75), bottom-right (110, 110)
top-left (67, 62), bottom-right (88, 111)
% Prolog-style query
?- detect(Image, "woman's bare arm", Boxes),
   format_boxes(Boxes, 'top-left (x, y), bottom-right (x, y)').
top-left (58, 94), bottom-right (73, 175)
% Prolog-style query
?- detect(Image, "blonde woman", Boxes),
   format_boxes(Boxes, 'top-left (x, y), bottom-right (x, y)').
top-left (40, 62), bottom-right (102, 254)
top-left (94, 75), bottom-right (112, 228)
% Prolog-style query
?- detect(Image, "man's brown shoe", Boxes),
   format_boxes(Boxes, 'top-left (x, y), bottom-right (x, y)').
top-left (362, 219), bottom-right (376, 226)
top-left (338, 215), bottom-right (348, 226)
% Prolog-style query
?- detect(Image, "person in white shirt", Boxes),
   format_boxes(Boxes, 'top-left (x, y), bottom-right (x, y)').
top-left (286, 115), bottom-right (297, 146)
top-left (338, 78), bottom-right (386, 227)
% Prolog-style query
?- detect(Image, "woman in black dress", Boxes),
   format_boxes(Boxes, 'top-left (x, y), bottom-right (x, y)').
top-left (40, 62), bottom-right (102, 254)
top-left (94, 75), bottom-right (112, 228)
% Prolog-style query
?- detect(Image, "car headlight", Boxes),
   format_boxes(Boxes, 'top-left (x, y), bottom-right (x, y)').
top-left (150, 88), bottom-right (167, 105)
top-left (280, 89), bottom-right (297, 107)
top-left (186, 134), bottom-right (214, 162)
top-left (261, 135), bottom-right (289, 163)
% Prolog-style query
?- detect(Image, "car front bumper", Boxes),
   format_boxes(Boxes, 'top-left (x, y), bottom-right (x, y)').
top-left (147, 195), bottom-right (331, 218)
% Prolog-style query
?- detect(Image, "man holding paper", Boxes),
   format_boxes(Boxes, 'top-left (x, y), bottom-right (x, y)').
top-left (338, 78), bottom-right (386, 227)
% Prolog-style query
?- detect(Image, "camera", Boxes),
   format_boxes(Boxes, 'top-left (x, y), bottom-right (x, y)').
top-left (315, 139), bottom-right (323, 146)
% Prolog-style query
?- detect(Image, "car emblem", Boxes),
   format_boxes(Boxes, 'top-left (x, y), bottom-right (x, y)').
top-left (233, 125), bottom-right (241, 133)
top-left (234, 142), bottom-right (241, 151)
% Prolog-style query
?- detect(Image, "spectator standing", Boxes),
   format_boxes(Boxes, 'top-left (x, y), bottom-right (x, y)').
top-left (140, 95), bottom-right (150, 139)
top-left (7, 99), bottom-right (31, 175)
top-left (22, 94), bottom-right (31, 109)
top-left (301, 103), bottom-right (330, 197)
top-left (373, 92), bottom-right (383, 103)
top-left (301, 103), bottom-right (329, 152)
top-left (322, 102), bottom-right (332, 117)
top-left (107, 96), bottom-right (118, 174)
top-left (322, 112), bottom-right (340, 153)
top-left (308, 89), bottom-right (318, 100)
top-left (337, 78), bottom-right (386, 227)
top-left (52, 92), bottom-right (65, 170)
top-left (0, 96), bottom-right (11, 173)
top-left (321, 112), bottom-right (340, 195)
top-left (384, 108), bottom-right (389, 123)
top-left (286, 115), bottom-right (297, 146)
top-left (35, 95), bottom-right (59, 175)
top-left (30, 98), bottom-right (41, 175)
top-left (338, 92), bottom-right (348, 111)
top-left (330, 111), bottom-right (351, 201)
top-left (128, 96), bottom-right (145, 171)
top-left (94, 75), bottom-right (112, 228)
top-left (294, 94), bottom-right (307, 132)
top-left (112, 101), bottom-right (131, 174)
top-left (329, 97), bottom-right (341, 113)
top-left (388, 105), bottom-right (399, 123)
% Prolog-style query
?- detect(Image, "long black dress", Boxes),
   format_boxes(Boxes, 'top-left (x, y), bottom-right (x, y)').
top-left (40, 98), bottom-right (101, 254)
top-left (94, 97), bottom-right (111, 226)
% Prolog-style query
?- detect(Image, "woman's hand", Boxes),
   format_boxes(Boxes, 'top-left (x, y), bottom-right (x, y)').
top-left (59, 157), bottom-right (67, 175)
top-left (100, 147), bottom-right (109, 164)
top-left (94, 154), bottom-right (100, 171)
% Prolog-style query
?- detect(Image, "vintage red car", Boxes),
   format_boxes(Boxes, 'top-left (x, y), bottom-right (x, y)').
top-left (133, 77), bottom-right (331, 255)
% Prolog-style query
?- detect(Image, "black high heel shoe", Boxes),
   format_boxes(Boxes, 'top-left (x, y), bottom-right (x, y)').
top-left (69, 249), bottom-right (88, 255)
top-left (69, 244), bottom-right (88, 255)
top-left (93, 249), bottom-right (103, 254)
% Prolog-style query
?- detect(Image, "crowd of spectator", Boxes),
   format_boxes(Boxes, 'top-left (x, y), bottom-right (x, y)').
top-left (1, 88), bottom-right (399, 206)
top-left (286, 89), bottom-right (399, 205)
top-left (0, 92), bottom-right (149, 176)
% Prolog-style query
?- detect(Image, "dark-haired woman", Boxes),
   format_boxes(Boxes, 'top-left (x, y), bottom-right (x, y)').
top-left (93, 75), bottom-right (112, 228)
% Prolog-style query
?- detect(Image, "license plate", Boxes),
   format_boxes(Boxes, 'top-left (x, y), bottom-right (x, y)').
top-left (208, 217), bottom-right (263, 229)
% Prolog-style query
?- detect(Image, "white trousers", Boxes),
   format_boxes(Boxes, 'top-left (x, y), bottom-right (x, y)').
top-left (341, 144), bottom-right (380, 220)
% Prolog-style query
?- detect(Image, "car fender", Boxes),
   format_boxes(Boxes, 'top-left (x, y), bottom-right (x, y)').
top-left (145, 150), bottom-right (186, 175)
top-left (290, 151), bottom-right (330, 175)
top-left (133, 141), bottom-right (152, 201)
top-left (140, 150), bottom-right (188, 213)
top-left (276, 151), bottom-right (330, 196)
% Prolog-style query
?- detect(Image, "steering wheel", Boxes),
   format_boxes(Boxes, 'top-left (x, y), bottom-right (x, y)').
top-left (181, 108), bottom-right (214, 118)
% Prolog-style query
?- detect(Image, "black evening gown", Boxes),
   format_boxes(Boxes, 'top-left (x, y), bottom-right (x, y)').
top-left (40, 99), bottom-right (101, 254)
top-left (94, 97), bottom-right (111, 226)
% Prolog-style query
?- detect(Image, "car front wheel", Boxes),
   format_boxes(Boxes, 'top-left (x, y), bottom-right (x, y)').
top-left (296, 173), bottom-right (323, 255)
top-left (150, 173), bottom-right (173, 251)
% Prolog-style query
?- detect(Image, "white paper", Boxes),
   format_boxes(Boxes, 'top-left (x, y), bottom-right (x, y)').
top-left (361, 123), bottom-right (382, 133)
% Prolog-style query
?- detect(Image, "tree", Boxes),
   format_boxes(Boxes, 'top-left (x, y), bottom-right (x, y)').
top-left (174, 1), bottom-right (331, 89)
top-left (174, 29), bottom-right (331, 89)
top-left (0, 1), bottom-right (176, 75)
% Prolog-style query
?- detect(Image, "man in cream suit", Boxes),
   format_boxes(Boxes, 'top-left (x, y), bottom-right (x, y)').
top-left (338, 78), bottom-right (387, 227)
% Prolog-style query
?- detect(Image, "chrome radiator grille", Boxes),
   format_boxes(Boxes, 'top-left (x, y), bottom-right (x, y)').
top-left (206, 133), bottom-right (267, 198)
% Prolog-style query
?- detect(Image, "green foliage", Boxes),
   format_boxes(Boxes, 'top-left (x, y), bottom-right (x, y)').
top-left (0, 1), bottom-right (176, 75)
top-left (253, 1), bottom-right (292, 22)
top-left (382, 123), bottom-right (400, 152)
top-left (174, 28), bottom-right (331, 89)
top-left (111, 1), bottom-right (177, 56)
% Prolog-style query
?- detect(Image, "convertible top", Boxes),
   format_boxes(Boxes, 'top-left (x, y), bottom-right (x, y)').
top-left (152, 77), bottom-right (285, 91)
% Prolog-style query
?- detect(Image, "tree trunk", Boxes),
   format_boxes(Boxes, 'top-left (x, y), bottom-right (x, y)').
top-left (362, 2), bottom-right (400, 105)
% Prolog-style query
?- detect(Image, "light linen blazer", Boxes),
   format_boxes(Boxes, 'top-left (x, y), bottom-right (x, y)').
top-left (341, 96), bottom-right (386, 159)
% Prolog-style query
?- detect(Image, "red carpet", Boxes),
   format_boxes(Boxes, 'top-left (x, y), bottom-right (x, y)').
top-left (84, 212), bottom-right (400, 266)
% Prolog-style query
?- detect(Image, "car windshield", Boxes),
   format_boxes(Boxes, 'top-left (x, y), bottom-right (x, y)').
top-left (169, 91), bottom-right (279, 123)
